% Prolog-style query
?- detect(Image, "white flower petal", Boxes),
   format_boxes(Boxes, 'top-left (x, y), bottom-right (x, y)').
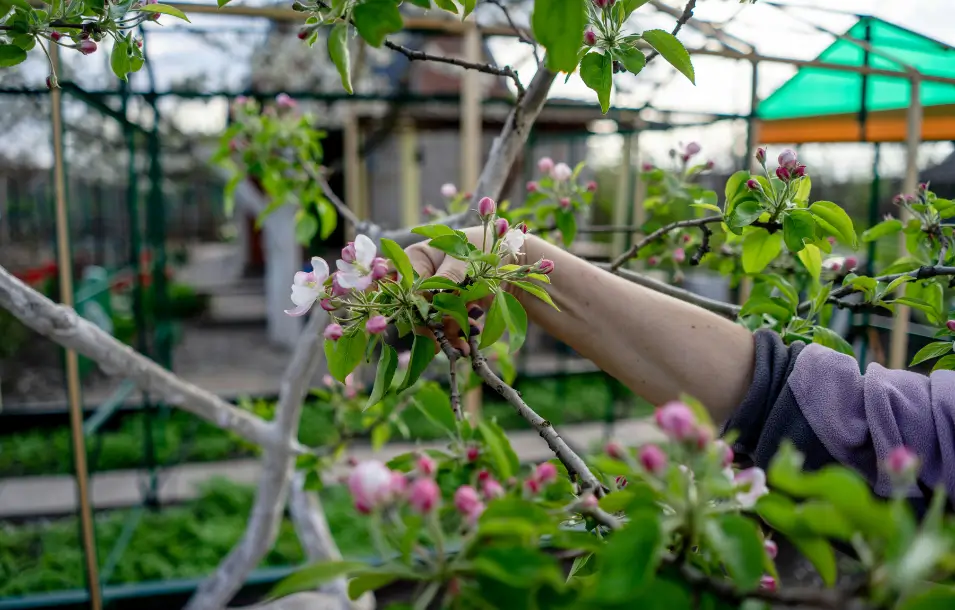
top-left (293, 271), bottom-right (310, 286)
top-left (354, 234), bottom-right (377, 267)
top-left (284, 302), bottom-right (313, 317)
top-left (353, 274), bottom-right (374, 291)
top-left (310, 256), bottom-right (330, 283)
top-left (291, 284), bottom-right (322, 306)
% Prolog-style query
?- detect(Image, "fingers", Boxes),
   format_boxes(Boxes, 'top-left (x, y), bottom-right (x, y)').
top-left (414, 310), bottom-right (484, 357)
top-left (434, 256), bottom-right (468, 285)
top-left (406, 244), bottom-right (438, 280)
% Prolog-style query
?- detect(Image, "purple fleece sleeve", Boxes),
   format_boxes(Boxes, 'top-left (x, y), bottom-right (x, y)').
top-left (790, 344), bottom-right (955, 499)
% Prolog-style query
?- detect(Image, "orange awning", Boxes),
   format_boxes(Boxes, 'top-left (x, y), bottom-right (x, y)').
top-left (756, 104), bottom-right (955, 144)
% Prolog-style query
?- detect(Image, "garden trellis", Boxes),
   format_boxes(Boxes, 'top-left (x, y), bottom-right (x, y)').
top-left (3, 1), bottom-right (955, 609)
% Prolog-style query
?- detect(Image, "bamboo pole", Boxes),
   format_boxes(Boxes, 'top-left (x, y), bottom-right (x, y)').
top-left (888, 77), bottom-right (923, 369)
top-left (343, 107), bottom-right (362, 242)
top-left (613, 130), bottom-right (633, 257)
top-left (399, 116), bottom-right (420, 227)
top-left (50, 43), bottom-right (103, 610)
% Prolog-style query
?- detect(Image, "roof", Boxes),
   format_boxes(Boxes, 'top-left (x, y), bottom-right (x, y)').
top-left (756, 16), bottom-right (955, 143)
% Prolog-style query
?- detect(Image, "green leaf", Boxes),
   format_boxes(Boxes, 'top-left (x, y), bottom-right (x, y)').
top-left (616, 45), bottom-right (646, 75)
top-left (428, 235), bottom-right (471, 259)
top-left (724, 170), bottom-right (751, 203)
top-left (622, 0), bottom-right (650, 18)
top-left (760, 274), bottom-right (799, 308)
top-left (508, 280), bottom-right (558, 310)
top-left (725, 199), bottom-right (763, 233)
top-left (593, 510), bottom-right (662, 603)
top-left (136, 2), bottom-right (190, 21)
top-left (366, 345), bottom-right (398, 409)
top-left (433, 292), bottom-right (469, 332)
top-left (397, 334), bottom-right (436, 392)
top-left (741, 229), bottom-right (782, 274)
top-left (316, 199), bottom-right (338, 239)
top-left (782, 209), bottom-right (815, 253)
top-left (270, 560), bottom-right (368, 599)
top-left (791, 537), bottom-right (837, 587)
top-left (932, 354), bottom-right (955, 372)
top-left (473, 546), bottom-right (565, 589)
top-left (812, 326), bottom-right (854, 356)
top-left (327, 23), bottom-right (353, 94)
top-left (797, 243), bottom-right (822, 281)
top-left (579, 52), bottom-right (613, 113)
top-left (899, 586), bottom-right (955, 610)
top-left (0, 44), bottom-right (27, 68)
top-left (480, 291), bottom-right (508, 349)
top-left (217, 0), bottom-right (232, 6)
top-left (910, 341), bottom-right (952, 367)
top-left (809, 201), bottom-right (857, 249)
top-left (325, 334), bottom-right (368, 383)
top-left (556, 210), bottom-right (577, 246)
top-left (432, 0), bottom-right (456, 12)
top-left (417, 276), bottom-right (460, 291)
top-left (704, 514), bottom-right (765, 592)
top-left (479, 419), bottom-right (520, 479)
top-left (532, 0), bottom-right (587, 74)
top-left (641, 29), bottom-right (694, 83)
top-left (0, 0), bottom-right (31, 10)
top-left (347, 566), bottom-right (422, 600)
top-left (110, 39), bottom-right (131, 81)
top-left (411, 224), bottom-right (457, 240)
top-left (691, 203), bottom-right (722, 214)
top-left (413, 383), bottom-right (456, 435)
top-left (371, 422), bottom-right (390, 451)
top-left (862, 218), bottom-right (903, 242)
top-left (500, 292), bottom-right (527, 353)
top-left (792, 175), bottom-right (812, 205)
top-left (894, 297), bottom-right (941, 323)
top-left (462, 0), bottom-right (476, 18)
top-left (379, 238), bottom-right (414, 290)
top-left (295, 213), bottom-right (319, 245)
top-left (740, 296), bottom-right (793, 322)
top-left (352, 0), bottom-right (403, 47)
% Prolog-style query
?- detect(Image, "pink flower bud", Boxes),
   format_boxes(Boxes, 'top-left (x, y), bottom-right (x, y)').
top-left (323, 323), bottom-right (344, 341)
top-left (408, 478), bottom-right (440, 514)
top-left (579, 494), bottom-right (599, 510)
top-left (647, 256), bottom-right (659, 267)
top-left (760, 576), bottom-right (777, 592)
top-left (330, 273), bottom-right (348, 297)
top-left (587, 180), bottom-right (598, 192)
top-left (348, 461), bottom-right (394, 514)
top-left (693, 425), bottom-right (713, 450)
top-left (946, 320), bottom-right (955, 333)
top-left (371, 257), bottom-right (389, 281)
top-left (478, 196), bottom-right (496, 217)
top-left (526, 181), bottom-right (539, 193)
top-left (516, 222), bottom-right (529, 234)
top-left (422, 204), bottom-right (437, 217)
top-left (777, 148), bottom-right (798, 169)
top-left (893, 194), bottom-right (905, 206)
top-left (477, 469), bottom-right (491, 483)
top-left (886, 446), bottom-right (919, 478)
top-left (454, 485), bottom-right (483, 515)
top-left (755, 147), bottom-right (766, 165)
top-left (704, 160), bottom-right (715, 170)
top-left (365, 315), bottom-right (388, 335)
top-left (440, 183), bottom-right (457, 198)
top-left (495, 217), bottom-right (509, 238)
top-left (537, 157), bottom-right (554, 174)
top-left (764, 539), bottom-right (778, 560)
top-left (482, 478), bottom-right (505, 499)
top-left (466, 446), bottom-right (480, 462)
top-left (320, 298), bottom-right (336, 312)
top-left (416, 454), bottom-right (436, 477)
top-left (341, 242), bottom-right (357, 263)
top-left (641, 162), bottom-right (654, 172)
top-left (685, 142), bottom-right (701, 156)
top-left (538, 259), bottom-right (555, 275)
top-left (746, 179), bottom-right (760, 191)
top-left (672, 248), bottom-right (686, 264)
top-left (50, 31), bottom-right (62, 41)
top-left (464, 192), bottom-right (472, 200)
top-left (680, 153), bottom-right (691, 163)
top-left (535, 462), bottom-right (558, 485)
top-left (615, 475), bottom-right (628, 488)
top-left (827, 236), bottom-right (837, 246)
top-left (524, 477), bottom-right (541, 495)
top-left (792, 164), bottom-right (807, 178)
top-left (715, 440), bottom-right (734, 468)
top-left (682, 234), bottom-right (692, 244)
top-left (639, 444), bottom-right (668, 475)
top-left (605, 441), bottom-right (626, 459)
top-left (78, 40), bottom-right (97, 55)
top-left (297, 30), bottom-right (308, 40)
top-left (827, 259), bottom-right (842, 272)
top-left (45, 75), bottom-right (55, 90)
top-left (551, 162), bottom-right (573, 182)
top-left (275, 93), bottom-right (296, 109)
top-left (559, 197), bottom-right (571, 209)
top-left (592, 0), bottom-right (609, 7)
top-left (584, 29), bottom-right (597, 46)
top-left (844, 256), bottom-right (858, 270)
top-left (389, 471), bottom-right (408, 498)
top-left (775, 166), bottom-right (791, 182)
top-left (655, 401), bottom-right (697, 441)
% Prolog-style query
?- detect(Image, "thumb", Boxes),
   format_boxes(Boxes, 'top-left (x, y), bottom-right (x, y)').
top-left (434, 256), bottom-right (468, 285)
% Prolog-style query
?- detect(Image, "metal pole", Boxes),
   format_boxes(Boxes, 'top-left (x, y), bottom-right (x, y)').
top-left (50, 42), bottom-right (103, 610)
top-left (888, 76), bottom-right (923, 369)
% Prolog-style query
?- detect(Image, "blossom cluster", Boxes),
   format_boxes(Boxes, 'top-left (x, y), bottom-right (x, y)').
top-left (525, 156), bottom-right (596, 212)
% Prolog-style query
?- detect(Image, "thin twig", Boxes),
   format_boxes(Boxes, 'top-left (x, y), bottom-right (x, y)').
top-left (608, 216), bottom-right (723, 271)
top-left (646, 0), bottom-right (698, 64)
top-left (300, 155), bottom-right (365, 229)
top-left (487, 0), bottom-right (541, 66)
top-left (384, 39), bottom-right (525, 98)
top-left (430, 324), bottom-right (464, 421)
top-left (690, 223), bottom-right (712, 266)
top-left (798, 265), bottom-right (955, 314)
top-left (467, 336), bottom-right (604, 495)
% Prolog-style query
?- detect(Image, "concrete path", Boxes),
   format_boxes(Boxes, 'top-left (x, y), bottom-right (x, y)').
top-left (0, 418), bottom-right (660, 518)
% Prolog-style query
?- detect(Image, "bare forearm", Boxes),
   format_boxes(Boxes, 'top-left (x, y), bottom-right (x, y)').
top-left (514, 235), bottom-right (755, 421)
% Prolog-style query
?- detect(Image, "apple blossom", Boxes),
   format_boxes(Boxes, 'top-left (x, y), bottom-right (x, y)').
top-left (559, 197), bottom-right (571, 209)
top-left (777, 148), bottom-right (798, 169)
top-left (947, 320), bottom-right (955, 333)
top-left (330, 273), bottom-right (348, 297)
top-left (579, 494), bottom-right (599, 510)
top-left (615, 475), bottom-right (628, 488)
top-left (389, 471), bottom-right (408, 498)
top-left (641, 162), bottom-right (654, 172)
top-left (734, 467), bottom-right (769, 509)
top-left (478, 196), bottom-right (496, 217)
top-left (551, 162), bottom-right (573, 182)
top-left (524, 478), bottom-right (541, 495)
top-left (466, 446), bottom-right (480, 462)
top-left (477, 469), bottom-right (491, 483)
top-left (764, 539), bottom-right (778, 560)
top-left (775, 166), bottom-right (791, 182)
top-left (366, 315), bottom-right (388, 335)
top-left (422, 204), bottom-right (437, 217)
top-left (538, 259), bottom-right (555, 275)
top-left (348, 461), bottom-right (394, 514)
top-left (516, 222), bottom-right (529, 234)
top-left (341, 242), bottom-right (357, 263)
top-left (673, 248), bottom-right (686, 264)
top-left (495, 217), bottom-right (509, 238)
top-left (320, 298), bottom-right (336, 312)
top-left (285, 257), bottom-right (330, 317)
top-left (498, 229), bottom-right (526, 257)
top-left (647, 256), bottom-right (659, 266)
top-left (275, 93), bottom-right (297, 109)
top-left (323, 323), bottom-right (343, 341)
top-left (746, 179), bottom-right (760, 191)
top-left (715, 440), bottom-right (734, 468)
top-left (792, 164), bottom-right (807, 178)
top-left (587, 180), bottom-right (598, 192)
top-left (537, 157), bottom-right (554, 174)
top-left (639, 444), bottom-right (668, 475)
top-left (685, 142), bottom-right (701, 156)
top-left (755, 147), bottom-right (767, 166)
top-left (655, 401), bottom-right (697, 441)
top-left (78, 40), bottom-right (97, 55)
top-left (535, 462), bottom-right (558, 485)
top-left (416, 454), bottom-right (436, 477)
top-left (760, 576), bottom-right (777, 592)
top-left (482, 478), bottom-right (505, 499)
top-left (408, 478), bottom-right (440, 514)
top-left (440, 183), bottom-right (457, 198)
top-left (454, 485), bottom-right (483, 516)
top-left (343, 373), bottom-right (358, 399)
top-left (584, 29), bottom-right (597, 46)
top-left (336, 234), bottom-right (378, 291)
top-left (605, 441), bottom-right (626, 460)
top-left (370, 257), bottom-right (389, 281)
top-left (886, 446), bottom-right (919, 478)
top-left (526, 181), bottom-right (539, 193)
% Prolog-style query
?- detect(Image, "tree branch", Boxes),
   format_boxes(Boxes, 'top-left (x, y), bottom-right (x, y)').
top-left (431, 325), bottom-right (464, 421)
top-left (383, 39), bottom-right (525, 98)
top-left (487, 0), bottom-right (541, 66)
top-left (0, 264), bottom-right (276, 447)
top-left (467, 335), bottom-right (604, 495)
top-left (608, 216), bottom-right (723, 272)
top-left (798, 265), bottom-right (955, 314)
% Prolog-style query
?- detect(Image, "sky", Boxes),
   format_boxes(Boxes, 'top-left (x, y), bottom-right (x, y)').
top-left (4, 0), bottom-right (955, 181)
